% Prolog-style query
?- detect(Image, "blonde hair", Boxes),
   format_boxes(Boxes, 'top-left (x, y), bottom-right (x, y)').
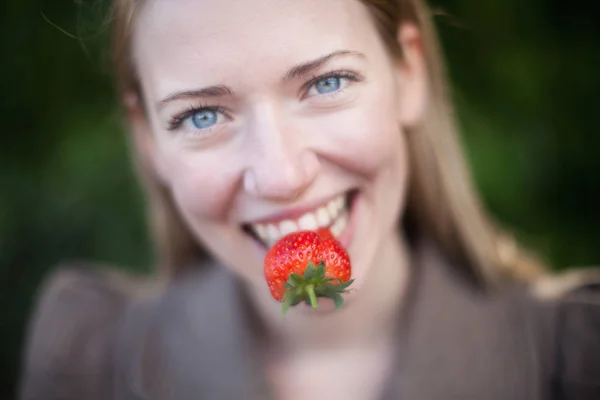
top-left (110, 0), bottom-right (547, 286)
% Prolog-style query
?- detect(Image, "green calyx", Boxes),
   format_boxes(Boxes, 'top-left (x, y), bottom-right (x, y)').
top-left (281, 261), bottom-right (354, 316)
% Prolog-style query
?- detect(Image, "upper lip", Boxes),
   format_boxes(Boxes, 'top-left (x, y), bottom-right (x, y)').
top-left (242, 192), bottom-right (347, 226)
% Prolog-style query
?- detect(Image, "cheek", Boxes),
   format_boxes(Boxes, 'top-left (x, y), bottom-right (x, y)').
top-left (315, 93), bottom-right (403, 176)
top-left (156, 145), bottom-right (239, 221)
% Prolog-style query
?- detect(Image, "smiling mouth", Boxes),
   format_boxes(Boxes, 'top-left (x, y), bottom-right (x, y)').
top-left (243, 190), bottom-right (358, 248)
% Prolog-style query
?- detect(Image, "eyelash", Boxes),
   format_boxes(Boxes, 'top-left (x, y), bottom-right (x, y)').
top-left (166, 69), bottom-right (363, 131)
top-left (167, 103), bottom-right (227, 132)
top-left (301, 70), bottom-right (362, 97)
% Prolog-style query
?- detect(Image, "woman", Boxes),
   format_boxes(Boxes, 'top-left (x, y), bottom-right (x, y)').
top-left (19, 0), bottom-right (600, 399)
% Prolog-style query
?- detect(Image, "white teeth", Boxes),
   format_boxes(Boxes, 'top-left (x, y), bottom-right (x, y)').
top-left (298, 213), bottom-right (319, 230)
top-left (279, 220), bottom-right (298, 236)
top-left (326, 196), bottom-right (342, 220)
top-left (254, 224), bottom-right (267, 241)
top-left (336, 196), bottom-right (345, 212)
top-left (266, 224), bottom-right (280, 244)
top-left (330, 211), bottom-right (348, 238)
top-left (249, 193), bottom-right (350, 245)
top-left (327, 201), bottom-right (337, 217)
top-left (316, 207), bottom-right (330, 227)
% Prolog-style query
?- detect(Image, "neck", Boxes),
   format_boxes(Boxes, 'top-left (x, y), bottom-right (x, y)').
top-left (245, 228), bottom-right (411, 352)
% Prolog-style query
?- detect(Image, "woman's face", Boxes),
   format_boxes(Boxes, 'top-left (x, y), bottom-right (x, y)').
top-left (132, 0), bottom-right (426, 294)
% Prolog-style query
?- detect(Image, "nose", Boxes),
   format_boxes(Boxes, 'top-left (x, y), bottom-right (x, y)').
top-left (242, 105), bottom-right (319, 200)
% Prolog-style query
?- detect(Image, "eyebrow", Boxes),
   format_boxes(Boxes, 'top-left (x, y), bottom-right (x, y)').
top-left (158, 85), bottom-right (234, 108)
top-left (282, 50), bottom-right (365, 81)
top-left (157, 50), bottom-right (365, 109)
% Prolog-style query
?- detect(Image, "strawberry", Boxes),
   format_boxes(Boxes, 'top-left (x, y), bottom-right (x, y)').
top-left (263, 229), bottom-right (354, 315)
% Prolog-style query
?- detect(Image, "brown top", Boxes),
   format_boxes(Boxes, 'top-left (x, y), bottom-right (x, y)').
top-left (18, 243), bottom-right (600, 400)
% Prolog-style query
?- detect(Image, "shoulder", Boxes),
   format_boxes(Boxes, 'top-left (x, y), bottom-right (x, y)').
top-left (19, 262), bottom-right (161, 400)
top-left (530, 268), bottom-right (600, 399)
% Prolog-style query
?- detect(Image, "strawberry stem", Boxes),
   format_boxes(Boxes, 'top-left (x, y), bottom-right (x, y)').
top-left (306, 284), bottom-right (318, 309)
top-left (279, 261), bottom-right (354, 315)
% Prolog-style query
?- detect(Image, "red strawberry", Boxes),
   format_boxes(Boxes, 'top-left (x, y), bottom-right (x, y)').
top-left (316, 227), bottom-right (334, 241)
top-left (263, 229), bottom-right (354, 315)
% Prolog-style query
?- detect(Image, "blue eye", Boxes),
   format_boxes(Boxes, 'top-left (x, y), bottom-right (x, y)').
top-left (314, 76), bottom-right (341, 94)
top-left (192, 109), bottom-right (218, 129)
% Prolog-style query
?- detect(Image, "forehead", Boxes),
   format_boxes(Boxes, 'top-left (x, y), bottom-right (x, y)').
top-left (132, 0), bottom-right (381, 96)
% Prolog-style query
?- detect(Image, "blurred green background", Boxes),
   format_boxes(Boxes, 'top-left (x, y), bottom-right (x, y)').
top-left (1, 0), bottom-right (599, 398)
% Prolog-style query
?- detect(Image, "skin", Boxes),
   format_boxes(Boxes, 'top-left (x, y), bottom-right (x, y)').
top-left (129, 0), bottom-right (427, 397)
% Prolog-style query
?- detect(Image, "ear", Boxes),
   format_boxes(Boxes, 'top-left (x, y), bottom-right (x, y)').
top-left (395, 23), bottom-right (428, 128)
top-left (124, 92), bottom-right (167, 184)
